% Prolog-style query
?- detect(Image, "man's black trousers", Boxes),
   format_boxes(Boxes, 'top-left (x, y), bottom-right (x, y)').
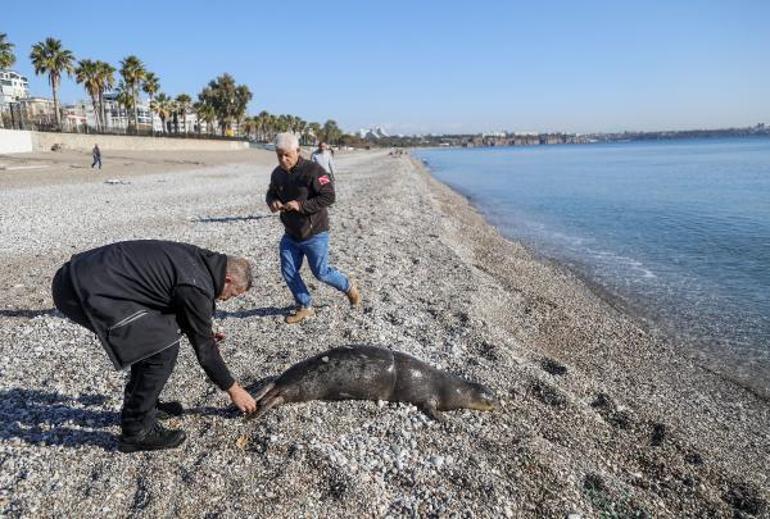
top-left (52, 263), bottom-right (179, 436)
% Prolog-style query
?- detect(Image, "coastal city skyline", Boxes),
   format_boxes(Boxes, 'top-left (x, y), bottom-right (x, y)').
top-left (3, 0), bottom-right (769, 135)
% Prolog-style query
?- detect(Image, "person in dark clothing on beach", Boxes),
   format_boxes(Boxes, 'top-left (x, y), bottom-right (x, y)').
top-left (51, 240), bottom-right (257, 452)
top-left (266, 132), bottom-right (360, 324)
top-left (91, 144), bottom-right (102, 169)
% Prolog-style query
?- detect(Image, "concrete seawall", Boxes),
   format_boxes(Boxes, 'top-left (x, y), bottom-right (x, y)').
top-left (0, 129), bottom-right (34, 153)
top-left (0, 128), bottom-right (249, 154)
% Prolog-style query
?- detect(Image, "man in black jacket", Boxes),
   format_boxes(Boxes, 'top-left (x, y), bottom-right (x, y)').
top-left (266, 132), bottom-right (361, 324)
top-left (51, 240), bottom-right (257, 452)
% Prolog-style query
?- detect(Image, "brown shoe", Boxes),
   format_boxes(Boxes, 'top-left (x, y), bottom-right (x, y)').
top-left (346, 281), bottom-right (361, 306)
top-left (285, 306), bottom-right (314, 324)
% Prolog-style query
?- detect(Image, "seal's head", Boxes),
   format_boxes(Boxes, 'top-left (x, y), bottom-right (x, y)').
top-left (443, 380), bottom-right (498, 412)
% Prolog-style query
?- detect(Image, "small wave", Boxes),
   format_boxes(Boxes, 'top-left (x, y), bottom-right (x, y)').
top-left (585, 248), bottom-right (657, 280)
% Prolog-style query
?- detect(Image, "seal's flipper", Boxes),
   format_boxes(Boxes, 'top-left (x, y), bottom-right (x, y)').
top-left (252, 380), bottom-right (276, 403)
top-left (420, 401), bottom-right (445, 422)
top-left (244, 394), bottom-right (285, 422)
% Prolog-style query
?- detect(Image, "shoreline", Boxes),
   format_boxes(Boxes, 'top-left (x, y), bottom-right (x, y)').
top-left (1, 150), bottom-right (768, 516)
top-left (416, 154), bottom-right (770, 402)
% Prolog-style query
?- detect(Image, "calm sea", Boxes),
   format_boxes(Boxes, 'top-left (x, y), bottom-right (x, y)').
top-left (416, 138), bottom-right (770, 392)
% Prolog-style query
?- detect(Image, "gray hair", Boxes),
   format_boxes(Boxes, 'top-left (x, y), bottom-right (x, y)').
top-left (275, 132), bottom-right (299, 151)
top-left (226, 256), bottom-right (253, 291)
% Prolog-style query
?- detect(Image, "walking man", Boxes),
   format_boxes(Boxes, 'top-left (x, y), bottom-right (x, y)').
top-left (51, 240), bottom-right (257, 452)
top-left (91, 143), bottom-right (102, 169)
top-left (310, 141), bottom-right (336, 181)
top-left (266, 132), bottom-right (360, 324)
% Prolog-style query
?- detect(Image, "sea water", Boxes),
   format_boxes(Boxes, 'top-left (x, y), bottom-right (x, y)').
top-left (416, 138), bottom-right (770, 392)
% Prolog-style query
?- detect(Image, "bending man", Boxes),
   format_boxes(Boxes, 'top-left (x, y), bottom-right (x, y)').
top-left (51, 240), bottom-right (257, 453)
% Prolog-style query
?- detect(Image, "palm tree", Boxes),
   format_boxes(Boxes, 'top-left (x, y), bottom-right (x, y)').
top-left (0, 33), bottom-right (16, 129)
top-left (29, 37), bottom-right (75, 129)
top-left (142, 71), bottom-right (160, 134)
top-left (194, 100), bottom-right (217, 136)
top-left (322, 119), bottom-right (342, 145)
top-left (115, 81), bottom-right (134, 132)
top-left (296, 117), bottom-right (308, 144)
top-left (0, 33), bottom-right (14, 69)
top-left (240, 116), bottom-right (258, 140)
top-left (150, 93), bottom-right (172, 133)
top-left (119, 55), bottom-right (145, 132)
top-left (74, 59), bottom-right (102, 130)
top-left (197, 74), bottom-right (252, 136)
top-left (254, 110), bottom-right (270, 142)
top-left (175, 94), bottom-right (192, 134)
top-left (276, 114), bottom-right (290, 133)
top-left (168, 98), bottom-right (179, 133)
top-left (95, 61), bottom-right (115, 130)
top-left (308, 122), bottom-right (322, 145)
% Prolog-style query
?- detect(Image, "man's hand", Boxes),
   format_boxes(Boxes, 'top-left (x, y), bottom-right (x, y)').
top-left (213, 331), bottom-right (225, 343)
top-left (269, 200), bottom-right (284, 213)
top-left (283, 200), bottom-right (301, 212)
top-left (227, 383), bottom-right (257, 414)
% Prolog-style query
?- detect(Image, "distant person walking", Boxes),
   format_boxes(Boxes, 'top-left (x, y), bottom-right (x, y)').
top-left (310, 141), bottom-right (336, 181)
top-left (91, 144), bottom-right (102, 169)
top-left (266, 133), bottom-right (360, 324)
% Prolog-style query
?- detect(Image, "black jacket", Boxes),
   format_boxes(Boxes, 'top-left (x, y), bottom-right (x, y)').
top-left (66, 240), bottom-right (234, 390)
top-left (265, 157), bottom-right (335, 240)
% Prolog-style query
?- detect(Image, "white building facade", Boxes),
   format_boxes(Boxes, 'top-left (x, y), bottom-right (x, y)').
top-left (0, 70), bottom-right (30, 107)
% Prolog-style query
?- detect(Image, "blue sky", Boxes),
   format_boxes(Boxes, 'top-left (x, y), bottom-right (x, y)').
top-left (4, 1), bottom-right (769, 134)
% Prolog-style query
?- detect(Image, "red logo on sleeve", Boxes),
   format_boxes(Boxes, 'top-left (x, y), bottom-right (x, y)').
top-left (318, 175), bottom-right (331, 186)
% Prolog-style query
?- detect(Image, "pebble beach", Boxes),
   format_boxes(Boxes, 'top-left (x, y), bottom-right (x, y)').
top-left (0, 148), bottom-right (768, 517)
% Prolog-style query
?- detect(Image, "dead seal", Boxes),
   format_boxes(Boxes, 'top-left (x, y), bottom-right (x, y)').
top-left (247, 345), bottom-right (497, 420)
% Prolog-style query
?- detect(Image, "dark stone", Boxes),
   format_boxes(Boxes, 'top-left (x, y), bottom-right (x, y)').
top-left (608, 410), bottom-right (633, 430)
top-left (583, 473), bottom-right (606, 492)
top-left (650, 423), bottom-right (667, 447)
top-left (476, 340), bottom-right (499, 362)
top-left (722, 483), bottom-right (767, 516)
top-left (684, 452), bottom-right (704, 466)
top-left (529, 381), bottom-right (566, 408)
top-left (591, 393), bottom-right (614, 410)
top-left (324, 470), bottom-right (351, 501)
top-left (540, 357), bottom-right (568, 376)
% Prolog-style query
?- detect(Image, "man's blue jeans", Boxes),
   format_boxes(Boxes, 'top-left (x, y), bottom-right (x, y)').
top-left (280, 231), bottom-right (349, 308)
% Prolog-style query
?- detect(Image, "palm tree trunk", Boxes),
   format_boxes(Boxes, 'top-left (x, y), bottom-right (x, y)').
top-left (90, 95), bottom-right (99, 131)
top-left (51, 76), bottom-right (61, 129)
top-left (149, 94), bottom-right (155, 136)
top-left (132, 86), bottom-right (138, 134)
top-left (100, 91), bottom-right (107, 131)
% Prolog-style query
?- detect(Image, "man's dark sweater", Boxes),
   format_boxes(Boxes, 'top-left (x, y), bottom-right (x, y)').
top-left (265, 156), bottom-right (335, 240)
top-left (65, 240), bottom-right (234, 390)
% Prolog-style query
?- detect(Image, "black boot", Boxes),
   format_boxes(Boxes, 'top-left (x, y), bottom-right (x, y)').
top-left (118, 422), bottom-right (186, 453)
top-left (156, 400), bottom-right (184, 420)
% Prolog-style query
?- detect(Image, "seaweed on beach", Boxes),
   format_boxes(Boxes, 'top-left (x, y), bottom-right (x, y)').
top-left (722, 482), bottom-right (767, 517)
top-left (650, 423), bottom-right (667, 447)
top-left (591, 392), bottom-right (634, 429)
top-left (540, 357), bottom-right (568, 376)
top-left (528, 380), bottom-right (567, 408)
top-left (583, 473), bottom-right (650, 518)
